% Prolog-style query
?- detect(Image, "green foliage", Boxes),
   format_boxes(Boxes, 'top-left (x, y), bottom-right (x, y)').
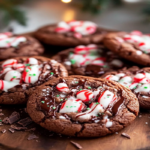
top-left (81, 0), bottom-right (122, 14)
top-left (0, 0), bottom-right (27, 27)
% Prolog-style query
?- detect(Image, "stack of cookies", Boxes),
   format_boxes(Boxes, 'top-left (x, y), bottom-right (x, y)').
top-left (2, 20), bottom-right (149, 138)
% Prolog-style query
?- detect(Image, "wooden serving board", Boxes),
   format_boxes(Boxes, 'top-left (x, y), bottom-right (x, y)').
top-left (0, 33), bottom-right (150, 150)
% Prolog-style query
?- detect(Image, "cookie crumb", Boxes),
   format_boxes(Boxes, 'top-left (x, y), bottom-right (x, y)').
top-left (10, 125), bottom-right (27, 131)
top-left (9, 128), bottom-right (15, 133)
top-left (1, 129), bottom-right (6, 133)
top-left (121, 133), bottom-right (130, 139)
top-left (27, 134), bottom-right (38, 140)
top-left (70, 141), bottom-right (82, 149)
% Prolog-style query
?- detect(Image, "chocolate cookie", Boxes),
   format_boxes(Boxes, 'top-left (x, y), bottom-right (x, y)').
top-left (34, 21), bottom-right (108, 47)
top-left (27, 76), bottom-right (139, 137)
top-left (52, 44), bottom-right (134, 77)
top-left (104, 31), bottom-right (150, 66)
top-left (0, 56), bottom-right (68, 105)
top-left (102, 66), bottom-right (150, 109)
top-left (0, 32), bottom-right (44, 60)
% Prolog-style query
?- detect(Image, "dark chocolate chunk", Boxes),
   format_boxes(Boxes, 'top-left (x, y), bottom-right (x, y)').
top-left (2, 111), bottom-right (20, 124)
top-left (70, 141), bottom-right (82, 149)
top-left (17, 117), bottom-right (33, 127)
top-left (10, 125), bottom-right (27, 131)
top-left (121, 133), bottom-right (131, 139)
top-left (27, 134), bottom-right (38, 140)
top-left (1, 129), bottom-right (6, 133)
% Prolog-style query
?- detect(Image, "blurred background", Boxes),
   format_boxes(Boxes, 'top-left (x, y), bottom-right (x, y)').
top-left (0, 0), bottom-right (150, 34)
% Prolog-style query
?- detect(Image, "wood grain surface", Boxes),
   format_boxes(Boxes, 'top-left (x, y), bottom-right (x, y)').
top-left (0, 33), bottom-right (150, 150)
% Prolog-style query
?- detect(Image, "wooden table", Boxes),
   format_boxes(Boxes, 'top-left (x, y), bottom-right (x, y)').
top-left (0, 33), bottom-right (150, 150)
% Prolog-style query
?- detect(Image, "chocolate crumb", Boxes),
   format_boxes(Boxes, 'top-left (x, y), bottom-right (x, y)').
top-left (27, 134), bottom-right (38, 140)
top-left (70, 141), bottom-right (82, 149)
top-left (121, 133), bottom-right (131, 139)
top-left (17, 117), bottom-right (33, 127)
top-left (1, 129), bottom-right (6, 133)
top-left (25, 128), bottom-right (36, 132)
top-left (9, 128), bottom-right (15, 133)
top-left (0, 109), bottom-right (2, 112)
top-left (10, 125), bottom-right (27, 131)
top-left (3, 111), bottom-right (20, 124)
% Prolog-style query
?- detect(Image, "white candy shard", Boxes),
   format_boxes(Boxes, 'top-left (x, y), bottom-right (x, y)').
top-left (56, 83), bottom-right (69, 92)
top-left (98, 90), bottom-right (116, 109)
top-left (76, 102), bottom-right (104, 120)
top-left (76, 89), bottom-right (93, 102)
top-left (59, 97), bottom-right (84, 113)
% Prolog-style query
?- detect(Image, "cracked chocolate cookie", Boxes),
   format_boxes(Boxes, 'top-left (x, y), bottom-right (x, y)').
top-left (0, 56), bottom-right (68, 105)
top-left (104, 31), bottom-right (150, 66)
top-left (52, 44), bottom-right (134, 77)
top-left (34, 21), bottom-right (108, 47)
top-left (0, 32), bottom-right (44, 60)
top-left (27, 75), bottom-right (139, 137)
top-left (102, 66), bottom-right (150, 109)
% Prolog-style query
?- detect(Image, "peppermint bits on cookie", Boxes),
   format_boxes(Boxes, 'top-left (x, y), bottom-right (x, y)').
top-left (28, 76), bottom-right (139, 137)
top-left (103, 67), bottom-right (150, 109)
top-left (0, 56), bottom-right (68, 104)
top-left (76, 89), bottom-right (93, 102)
top-left (0, 32), bottom-right (44, 60)
top-left (56, 83), bottom-right (69, 92)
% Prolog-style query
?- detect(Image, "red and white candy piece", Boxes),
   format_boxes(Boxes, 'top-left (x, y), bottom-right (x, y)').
top-left (59, 97), bottom-right (85, 113)
top-left (0, 32), bottom-right (12, 40)
top-left (13, 64), bottom-right (25, 72)
top-left (0, 80), bottom-right (19, 92)
top-left (76, 102), bottom-right (104, 121)
top-left (74, 44), bottom-right (98, 55)
top-left (55, 21), bottom-right (97, 36)
top-left (76, 89), bottom-right (93, 102)
top-left (22, 65), bottom-right (41, 84)
top-left (1, 67), bottom-right (12, 74)
top-left (98, 90), bottom-right (116, 109)
top-left (4, 70), bottom-right (21, 83)
top-left (26, 58), bottom-right (38, 65)
top-left (0, 36), bottom-right (26, 48)
top-left (55, 21), bottom-right (71, 33)
top-left (56, 83), bottom-right (69, 92)
top-left (2, 59), bottom-right (17, 68)
top-left (72, 21), bottom-right (97, 35)
top-left (91, 58), bottom-right (105, 66)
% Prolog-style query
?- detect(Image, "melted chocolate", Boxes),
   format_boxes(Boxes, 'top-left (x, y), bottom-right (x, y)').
top-left (39, 78), bottom-right (124, 123)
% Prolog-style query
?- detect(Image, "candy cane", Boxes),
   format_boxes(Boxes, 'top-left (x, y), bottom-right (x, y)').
top-left (26, 58), bottom-right (38, 65)
top-left (2, 59), bottom-right (17, 68)
top-left (4, 70), bottom-right (21, 83)
top-left (76, 102), bottom-right (104, 120)
top-left (56, 83), bottom-right (69, 92)
top-left (0, 32), bottom-right (12, 40)
top-left (76, 89), bottom-right (93, 102)
top-left (59, 97), bottom-right (85, 113)
top-left (98, 90), bottom-right (116, 109)
top-left (0, 80), bottom-right (19, 92)
top-left (22, 65), bottom-right (40, 84)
